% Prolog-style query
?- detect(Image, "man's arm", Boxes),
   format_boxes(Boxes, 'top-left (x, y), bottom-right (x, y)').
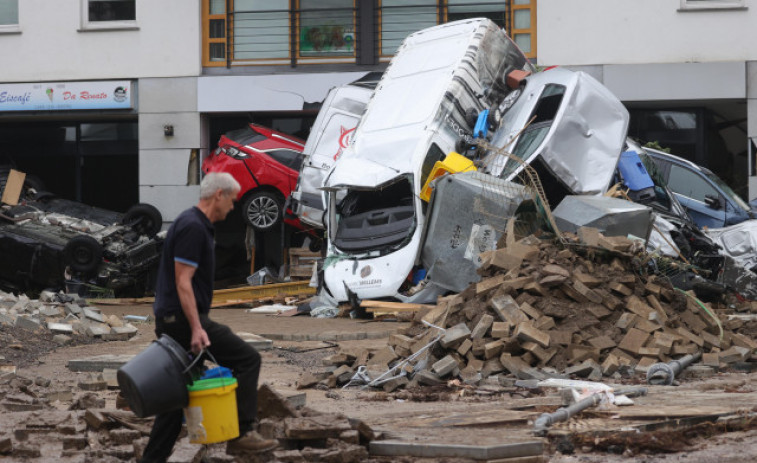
top-left (175, 261), bottom-right (210, 354)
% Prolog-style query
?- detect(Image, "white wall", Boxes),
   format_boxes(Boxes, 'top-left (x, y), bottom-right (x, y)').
top-left (1, 0), bottom-right (200, 82)
top-left (537, 0), bottom-right (757, 66)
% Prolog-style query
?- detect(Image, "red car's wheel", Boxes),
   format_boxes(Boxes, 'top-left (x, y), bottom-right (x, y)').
top-left (242, 191), bottom-right (283, 232)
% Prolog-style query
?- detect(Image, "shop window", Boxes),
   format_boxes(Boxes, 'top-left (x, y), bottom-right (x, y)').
top-left (81, 0), bottom-right (137, 30)
top-left (0, 0), bottom-right (19, 32)
top-left (679, 0), bottom-right (746, 10)
top-left (380, 0), bottom-right (437, 57)
top-left (299, 0), bottom-right (355, 58)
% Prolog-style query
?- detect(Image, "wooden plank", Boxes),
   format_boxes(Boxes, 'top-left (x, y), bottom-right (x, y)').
top-left (212, 281), bottom-right (315, 305)
top-left (87, 297), bottom-right (154, 305)
top-left (370, 440), bottom-right (543, 460)
top-left (1, 169), bottom-right (25, 205)
top-left (402, 410), bottom-right (530, 428)
top-left (360, 300), bottom-right (436, 311)
top-left (593, 405), bottom-right (734, 419)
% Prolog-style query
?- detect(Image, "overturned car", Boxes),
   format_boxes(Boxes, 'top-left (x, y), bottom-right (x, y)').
top-left (0, 189), bottom-right (164, 297)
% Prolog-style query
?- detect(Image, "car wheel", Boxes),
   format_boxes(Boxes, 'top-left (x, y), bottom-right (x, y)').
top-left (242, 191), bottom-right (283, 231)
top-left (123, 203), bottom-right (163, 237)
top-left (64, 235), bottom-right (103, 275)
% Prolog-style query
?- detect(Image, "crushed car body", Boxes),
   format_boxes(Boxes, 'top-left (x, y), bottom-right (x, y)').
top-left (481, 67), bottom-right (630, 206)
top-left (321, 18), bottom-right (535, 303)
top-left (0, 191), bottom-right (164, 297)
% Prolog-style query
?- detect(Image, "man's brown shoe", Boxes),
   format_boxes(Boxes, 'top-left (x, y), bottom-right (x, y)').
top-left (226, 431), bottom-right (278, 455)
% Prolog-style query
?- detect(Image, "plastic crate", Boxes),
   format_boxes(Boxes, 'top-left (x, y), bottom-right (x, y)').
top-left (420, 151), bottom-right (477, 201)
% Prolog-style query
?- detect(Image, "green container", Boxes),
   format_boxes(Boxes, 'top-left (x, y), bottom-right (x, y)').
top-left (187, 377), bottom-right (237, 392)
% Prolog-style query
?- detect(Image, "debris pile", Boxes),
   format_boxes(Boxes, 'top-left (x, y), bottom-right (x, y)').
top-left (0, 370), bottom-right (375, 462)
top-left (300, 229), bottom-right (757, 392)
top-left (255, 384), bottom-right (373, 463)
top-left (0, 289), bottom-right (139, 348)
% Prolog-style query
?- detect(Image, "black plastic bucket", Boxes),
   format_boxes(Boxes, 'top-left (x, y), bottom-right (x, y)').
top-left (117, 334), bottom-right (193, 418)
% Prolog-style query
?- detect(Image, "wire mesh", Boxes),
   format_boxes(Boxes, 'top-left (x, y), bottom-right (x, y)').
top-left (471, 138), bottom-right (564, 242)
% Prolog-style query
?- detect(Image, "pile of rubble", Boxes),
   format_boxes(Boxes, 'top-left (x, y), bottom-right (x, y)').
top-left (299, 228), bottom-right (757, 392)
top-left (0, 289), bottom-right (139, 348)
top-left (0, 367), bottom-right (376, 462)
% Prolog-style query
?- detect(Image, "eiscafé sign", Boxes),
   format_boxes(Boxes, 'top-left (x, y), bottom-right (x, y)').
top-left (0, 80), bottom-right (133, 111)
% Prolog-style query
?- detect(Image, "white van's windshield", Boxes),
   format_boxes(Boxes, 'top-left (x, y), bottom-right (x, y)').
top-left (332, 178), bottom-right (416, 254)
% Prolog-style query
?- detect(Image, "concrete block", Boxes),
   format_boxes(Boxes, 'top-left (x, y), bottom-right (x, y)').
top-left (382, 376), bottom-right (409, 392)
top-left (39, 306), bottom-right (62, 317)
top-left (588, 335), bottom-right (616, 351)
top-left (484, 340), bottom-right (505, 360)
top-left (471, 314), bottom-right (494, 339)
top-left (47, 322), bottom-right (74, 334)
top-left (719, 346), bottom-right (751, 364)
top-left (676, 327), bottom-right (704, 347)
top-left (618, 328), bottom-right (650, 354)
top-left (491, 294), bottom-right (528, 325)
top-left (85, 322), bottom-right (111, 337)
top-left (432, 355), bottom-right (459, 377)
top-left (440, 323), bottom-right (471, 349)
top-left (64, 303), bottom-right (83, 316)
top-left (14, 316), bottom-right (41, 331)
top-left (416, 370), bottom-right (444, 386)
top-left (456, 338), bottom-right (473, 356)
top-left (82, 307), bottom-right (105, 323)
top-left (491, 322), bottom-right (510, 339)
top-left (514, 322), bottom-right (550, 348)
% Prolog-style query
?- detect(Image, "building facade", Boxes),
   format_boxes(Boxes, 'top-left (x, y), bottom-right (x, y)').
top-left (6, 1), bottom-right (749, 220)
top-left (0, 0), bottom-right (536, 222)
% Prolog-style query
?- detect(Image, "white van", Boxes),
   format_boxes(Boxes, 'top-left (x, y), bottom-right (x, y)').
top-left (290, 80), bottom-right (376, 229)
top-left (321, 18), bottom-right (534, 303)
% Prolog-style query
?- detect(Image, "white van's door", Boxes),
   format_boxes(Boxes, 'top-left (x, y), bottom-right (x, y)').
top-left (291, 83), bottom-right (374, 228)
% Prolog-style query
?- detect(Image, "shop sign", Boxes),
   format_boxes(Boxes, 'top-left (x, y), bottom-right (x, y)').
top-left (0, 80), bottom-right (133, 112)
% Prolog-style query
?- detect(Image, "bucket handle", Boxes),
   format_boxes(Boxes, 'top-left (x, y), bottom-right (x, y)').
top-left (183, 348), bottom-right (234, 387)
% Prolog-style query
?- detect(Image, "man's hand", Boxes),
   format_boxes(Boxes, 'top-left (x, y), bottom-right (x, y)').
top-left (190, 326), bottom-right (211, 355)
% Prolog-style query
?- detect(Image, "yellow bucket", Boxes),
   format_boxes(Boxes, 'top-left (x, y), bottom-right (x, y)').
top-left (184, 377), bottom-right (239, 444)
top-left (420, 151), bottom-right (477, 201)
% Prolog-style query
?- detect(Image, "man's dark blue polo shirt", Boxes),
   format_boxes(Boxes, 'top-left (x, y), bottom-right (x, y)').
top-left (153, 207), bottom-right (215, 318)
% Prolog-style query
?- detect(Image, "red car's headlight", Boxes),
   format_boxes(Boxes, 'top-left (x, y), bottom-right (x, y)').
top-left (221, 146), bottom-right (249, 160)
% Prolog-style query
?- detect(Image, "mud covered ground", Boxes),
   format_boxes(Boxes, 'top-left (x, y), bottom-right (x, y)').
top-left (3, 304), bottom-right (757, 462)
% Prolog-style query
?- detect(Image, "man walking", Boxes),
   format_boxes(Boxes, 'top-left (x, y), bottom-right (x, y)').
top-left (140, 172), bottom-right (277, 462)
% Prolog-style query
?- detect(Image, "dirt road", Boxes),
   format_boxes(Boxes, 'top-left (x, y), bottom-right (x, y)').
top-left (5, 303), bottom-right (757, 462)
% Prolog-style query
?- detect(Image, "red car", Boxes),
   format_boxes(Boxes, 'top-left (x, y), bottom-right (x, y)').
top-left (202, 123), bottom-right (306, 232)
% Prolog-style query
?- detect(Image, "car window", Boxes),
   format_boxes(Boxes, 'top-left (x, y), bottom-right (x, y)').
top-left (225, 126), bottom-right (266, 146)
top-left (421, 143), bottom-right (446, 188)
top-left (267, 149), bottom-right (303, 171)
top-left (496, 84), bottom-right (565, 179)
top-left (705, 170), bottom-right (751, 212)
top-left (667, 164), bottom-right (718, 203)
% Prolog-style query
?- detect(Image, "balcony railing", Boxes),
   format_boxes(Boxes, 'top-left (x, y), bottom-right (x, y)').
top-left (204, 2), bottom-right (527, 68)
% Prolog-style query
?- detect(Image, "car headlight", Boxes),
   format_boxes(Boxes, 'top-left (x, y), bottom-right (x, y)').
top-left (222, 146), bottom-right (249, 160)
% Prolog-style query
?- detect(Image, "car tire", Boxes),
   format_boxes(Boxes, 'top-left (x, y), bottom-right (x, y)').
top-left (123, 203), bottom-right (163, 237)
top-left (308, 238), bottom-right (322, 253)
top-left (465, 108), bottom-right (479, 130)
top-left (64, 235), bottom-right (103, 275)
top-left (242, 191), bottom-right (284, 232)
